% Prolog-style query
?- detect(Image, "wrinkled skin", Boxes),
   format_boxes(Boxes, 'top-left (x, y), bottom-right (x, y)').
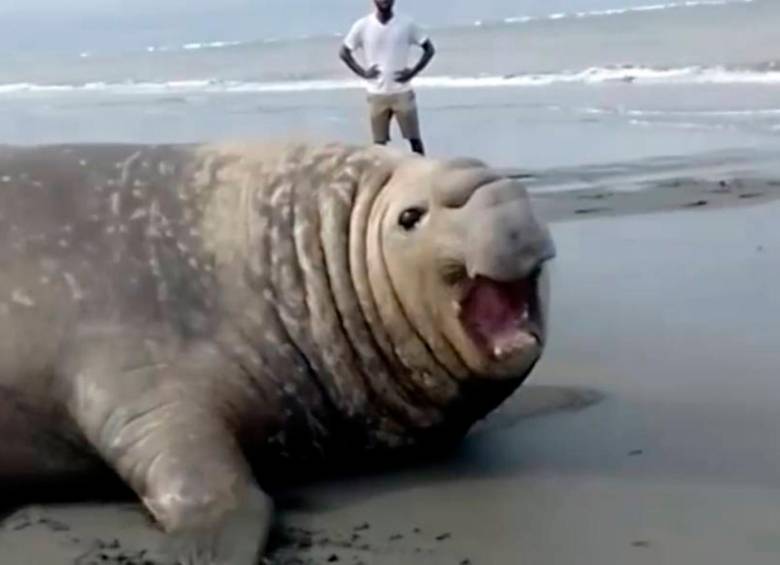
top-left (0, 140), bottom-right (555, 564)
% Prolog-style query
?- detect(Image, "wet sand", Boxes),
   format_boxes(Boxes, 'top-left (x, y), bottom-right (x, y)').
top-left (2, 153), bottom-right (780, 565)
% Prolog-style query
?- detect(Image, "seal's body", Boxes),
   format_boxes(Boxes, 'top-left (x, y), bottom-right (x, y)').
top-left (0, 141), bottom-right (555, 564)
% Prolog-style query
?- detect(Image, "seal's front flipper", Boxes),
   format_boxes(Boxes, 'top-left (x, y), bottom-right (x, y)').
top-left (162, 484), bottom-right (273, 565)
top-left (68, 377), bottom-right (273, 565)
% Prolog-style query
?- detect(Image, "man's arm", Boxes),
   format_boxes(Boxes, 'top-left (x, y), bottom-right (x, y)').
top-left (339, 44), bottom-right (379, 80)
top-left (395, 39), bottom-right (436, 83)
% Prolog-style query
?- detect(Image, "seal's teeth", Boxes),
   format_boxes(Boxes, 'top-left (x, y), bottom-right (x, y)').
top-left (452, 300), bottom-right (461, 314)
top-left (493, 346), bottom-right (505, 359)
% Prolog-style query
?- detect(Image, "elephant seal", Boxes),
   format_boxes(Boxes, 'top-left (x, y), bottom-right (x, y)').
top-left (0, 140), bottom-right (555, 563)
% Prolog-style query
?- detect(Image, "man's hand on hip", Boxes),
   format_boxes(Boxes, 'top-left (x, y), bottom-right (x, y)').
top-left (363, 65), bottom-right (381, 80)
top-left (394, 67), bottom-right (416, 83)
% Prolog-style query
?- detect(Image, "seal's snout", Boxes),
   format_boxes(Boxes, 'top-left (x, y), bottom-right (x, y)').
top-left (444, 175), bottom-right (555, 370)
top-left (462, 178), bottom-right (555, 282)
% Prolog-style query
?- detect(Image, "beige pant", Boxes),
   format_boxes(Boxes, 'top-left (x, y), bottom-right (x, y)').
top-left (367, 90), bottom-right (422, 143)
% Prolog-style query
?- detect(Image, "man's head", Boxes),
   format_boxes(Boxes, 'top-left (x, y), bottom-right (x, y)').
top-left (374, 0), bottom-right (395, 16)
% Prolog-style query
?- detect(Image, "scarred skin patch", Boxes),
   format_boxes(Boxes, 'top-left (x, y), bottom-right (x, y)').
top-left (0, 139), bottom-right (555, 565)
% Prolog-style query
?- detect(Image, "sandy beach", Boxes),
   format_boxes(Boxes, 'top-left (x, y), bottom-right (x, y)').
top-left (1, 148), bottom-right (779, 565)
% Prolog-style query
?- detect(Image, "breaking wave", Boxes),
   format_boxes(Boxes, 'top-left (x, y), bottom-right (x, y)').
top-left (501, 0), bottom-right (753, 25)
top-left (1, 64), bottom-right (779, 96)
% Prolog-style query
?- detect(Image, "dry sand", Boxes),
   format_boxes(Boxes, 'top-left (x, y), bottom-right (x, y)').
top-left (2, 152), bottom-right (780, 565)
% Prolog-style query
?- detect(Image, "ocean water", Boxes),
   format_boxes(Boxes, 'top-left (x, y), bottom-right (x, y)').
top-left (1, 0), bottom-right (778, 170)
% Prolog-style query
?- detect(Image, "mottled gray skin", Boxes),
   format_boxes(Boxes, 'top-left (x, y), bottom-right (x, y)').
top-left (0, 140), bottom-right (555, 564)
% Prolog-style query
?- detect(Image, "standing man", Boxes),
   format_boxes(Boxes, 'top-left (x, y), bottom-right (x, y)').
top-left (339, 0), bottom-right (436, 155)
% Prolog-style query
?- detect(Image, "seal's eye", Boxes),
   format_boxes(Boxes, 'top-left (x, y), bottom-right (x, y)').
top-left (398, 207), bottom-right (426, 231)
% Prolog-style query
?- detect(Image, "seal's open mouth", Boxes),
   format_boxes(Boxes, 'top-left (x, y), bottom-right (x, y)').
top-left (458, 275), bottom-right (539, 361)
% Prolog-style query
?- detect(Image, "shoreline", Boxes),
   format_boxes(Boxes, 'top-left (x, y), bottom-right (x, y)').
top-left (502, 149), bottom-right (780, 223)
top-left (531, 176), bottom-right (780, 224)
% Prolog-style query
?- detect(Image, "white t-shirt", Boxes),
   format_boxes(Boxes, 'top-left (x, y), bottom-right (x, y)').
top-left (343, 12), bottom-right (429, 95)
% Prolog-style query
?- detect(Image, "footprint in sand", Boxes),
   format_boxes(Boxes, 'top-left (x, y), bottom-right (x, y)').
top-left (74, 540), bottom-right (166, 565)
top-left (574, 207), bottom-right (611, 215)
top-left (576, 192), bottom-right (612, 201)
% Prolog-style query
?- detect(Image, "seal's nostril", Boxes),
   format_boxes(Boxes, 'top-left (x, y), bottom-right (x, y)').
top-left (434, 169), bottom-right (502, 209)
